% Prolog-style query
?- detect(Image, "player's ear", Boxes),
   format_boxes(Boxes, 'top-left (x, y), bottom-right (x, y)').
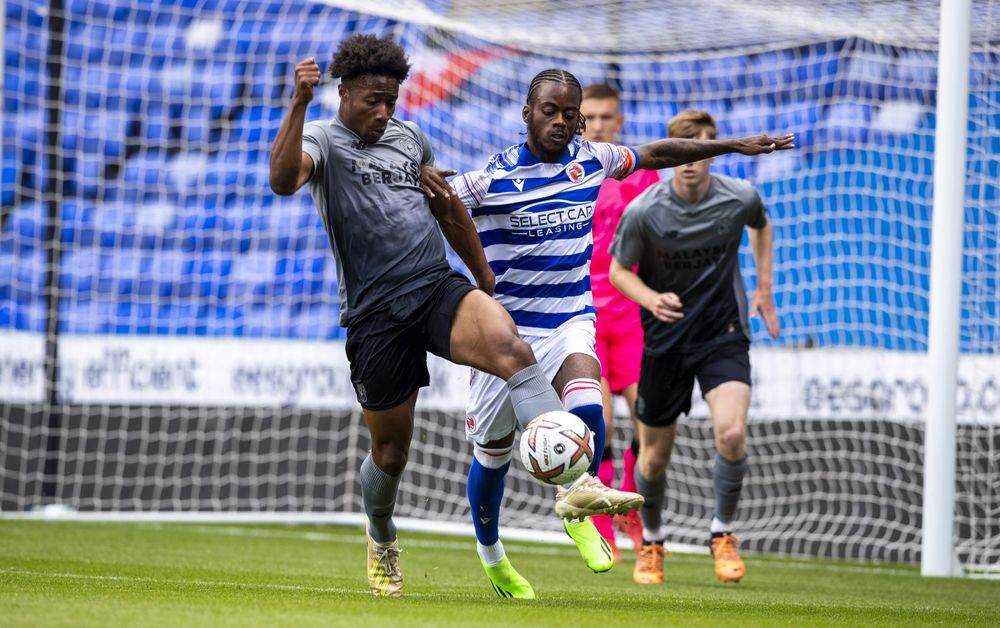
top-left (338, 82), bottom-right (348, 100)
top-left (615, 112), bottom-right (625, 131)
top-left (522, 104), bottom-right (530, 124)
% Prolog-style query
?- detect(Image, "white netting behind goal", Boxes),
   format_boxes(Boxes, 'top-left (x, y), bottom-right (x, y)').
top-left (0, 0), bottom-right (997, 572)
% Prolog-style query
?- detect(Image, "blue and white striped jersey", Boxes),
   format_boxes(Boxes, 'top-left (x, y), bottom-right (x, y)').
top-left (451, 138), bottom-right (639, 336)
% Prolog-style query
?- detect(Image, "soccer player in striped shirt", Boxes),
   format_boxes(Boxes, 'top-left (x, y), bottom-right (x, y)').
top-left (430, 69), bottom-right (793, 598)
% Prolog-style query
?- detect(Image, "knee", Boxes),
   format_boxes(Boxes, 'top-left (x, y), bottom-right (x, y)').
top-left (372, 442), bottom-right (408, 476)
top-left (644, 451), bottom-right (670, 476)
top-left (490, 333), bottom-right (536, 378)
top-left (639, 444), bottom-right (671, 477)
top-left (716, 423), bottom-right (746, 458)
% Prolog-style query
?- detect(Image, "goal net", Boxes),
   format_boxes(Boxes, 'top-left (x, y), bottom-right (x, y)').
top-left (1, 0), bottom-right (997, 574)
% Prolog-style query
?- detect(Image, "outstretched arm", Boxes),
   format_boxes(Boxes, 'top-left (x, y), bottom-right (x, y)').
top-left (749, 218), bottom-right (780, 338)
top-left (429, 193), bottom-right (495, 295)
top-left (635, 134), bottom-right (795, 170)
top-left (269, 57), bottom-right (320, 195)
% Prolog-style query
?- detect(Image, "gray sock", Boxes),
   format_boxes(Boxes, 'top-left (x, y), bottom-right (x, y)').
top-left (506, 364), bottom-right (562, 430)
top-left (713, 453), bottom-right (748, 525)
top-left (361, 454), bottom-right (400, 543)
top-left (633, 466), bottom-right (667, 540)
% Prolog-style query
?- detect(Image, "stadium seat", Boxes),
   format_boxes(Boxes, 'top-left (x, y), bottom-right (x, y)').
top-left (60, 202), bottom-right (98, 247)
top-left (718, 100), bottom-right (774, 139)
top-left (2, 148), bottom-right (16, 208)
top-left (818, 102), bottom-right (873, 144)
top-left (9, 110), bottom-right (44, 191)
top-left (6, 202), bottom-right (46, 251)
top-left (772, 103), bottom-right (821, 149)
top-left (243, 302), bottom-right (292, 337)
top-left (700, 55), bottom-right (749, 93)
top-left (13, 247), bottom-right (46, 303)
top-left (3, 23), bottom-right (44, 73)
top-left (93, 202), bottom-right (139, 249)
top-left (289, 301), bottom-right (341, 339)
top-left (229, 105), bottom-right (284, 145)
top-left (12, 299), bottom-right (47, 332)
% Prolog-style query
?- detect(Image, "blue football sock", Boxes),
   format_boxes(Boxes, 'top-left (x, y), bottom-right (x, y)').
top-left (562, 379), bottom-right (607, 477)
top-left (568, 403), bottom-right (606, 476)
top-left (467, 457), bottom-right (510, 546)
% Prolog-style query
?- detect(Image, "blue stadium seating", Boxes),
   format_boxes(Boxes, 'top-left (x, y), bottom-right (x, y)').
top-left (2, 144), bottom-right (16, 207)
top-left (1, 0), bottom-right (996, 349)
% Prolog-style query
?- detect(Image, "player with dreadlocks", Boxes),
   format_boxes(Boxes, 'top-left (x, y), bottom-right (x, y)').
top-left (425, 68), bottom-right (793, 598)
top-left (269, 37), bottom-right (636, 598)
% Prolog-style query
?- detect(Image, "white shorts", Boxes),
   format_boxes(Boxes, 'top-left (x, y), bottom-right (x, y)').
top-left (465, 319), bottom-right (598, 446)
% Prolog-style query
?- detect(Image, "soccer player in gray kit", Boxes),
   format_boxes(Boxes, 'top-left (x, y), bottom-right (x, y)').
top-left (609, 110), bottom-right (783, 586)
top-left (268, 34), bottom-right (641, 597)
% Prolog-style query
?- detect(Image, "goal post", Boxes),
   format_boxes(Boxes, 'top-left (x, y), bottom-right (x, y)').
top-left (922, 0), bottom-right (972, 578)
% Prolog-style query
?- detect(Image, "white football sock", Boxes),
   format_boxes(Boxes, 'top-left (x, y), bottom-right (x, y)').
top-left (710, 516), bottom-right (731, 534)
top-left (477, 540), bottom-right (506, 567)
top-left (643, 525), bottom-right (666, 543)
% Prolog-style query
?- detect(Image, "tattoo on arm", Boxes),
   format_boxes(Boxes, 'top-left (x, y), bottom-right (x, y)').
top-left (637, 138), bottom-right (734, 170)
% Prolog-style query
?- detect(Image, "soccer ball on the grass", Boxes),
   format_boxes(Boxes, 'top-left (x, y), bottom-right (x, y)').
top-left (519, 410), bottom-right (594, 485)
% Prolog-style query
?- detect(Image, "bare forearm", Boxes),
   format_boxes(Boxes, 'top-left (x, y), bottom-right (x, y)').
top-left (269, 101), bottom-right (309, 195)
top-left (637, 138), bottom-right (739, 170)
top-left (610, 261), bottom-right (658, 310)
top-left (749, 222), bottom-right (774, 291)
top-left (434, 196), bottom-right (492, 282)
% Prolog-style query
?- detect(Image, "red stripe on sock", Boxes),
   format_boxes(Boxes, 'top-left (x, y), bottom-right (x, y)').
top-left (480, 449), bottom-right (513, 457)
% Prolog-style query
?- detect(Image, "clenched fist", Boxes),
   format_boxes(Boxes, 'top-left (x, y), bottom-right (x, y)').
top-left (293, 57), bottom-right (321, 106)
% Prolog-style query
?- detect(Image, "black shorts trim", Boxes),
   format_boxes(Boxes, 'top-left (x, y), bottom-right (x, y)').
top-left (345, 272), bottom-right (474, 410)
top-left (635, 331), bottom-right (751, 427)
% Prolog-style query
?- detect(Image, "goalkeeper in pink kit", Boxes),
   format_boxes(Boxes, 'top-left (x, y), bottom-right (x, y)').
top-left (580, 84), bottom-right (660, 561)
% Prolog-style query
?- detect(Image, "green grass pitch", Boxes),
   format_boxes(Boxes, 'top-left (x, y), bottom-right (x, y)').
top-left (1, 521), bottom-right (997, 626)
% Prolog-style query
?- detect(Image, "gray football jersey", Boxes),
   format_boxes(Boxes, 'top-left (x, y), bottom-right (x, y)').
top-left (302, 116), bottom-right (453, 325)
top-left (609, 174), bottom-right (768, 355)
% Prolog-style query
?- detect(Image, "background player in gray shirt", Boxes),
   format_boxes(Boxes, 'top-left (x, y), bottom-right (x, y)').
top-left (609, 110), bottom-right (781, 586)
top-left (268, 34), bottom-right (628, 598)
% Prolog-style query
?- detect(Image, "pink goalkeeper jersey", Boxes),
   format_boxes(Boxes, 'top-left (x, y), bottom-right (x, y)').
top-left (591, 168), bottom-right (661, 321)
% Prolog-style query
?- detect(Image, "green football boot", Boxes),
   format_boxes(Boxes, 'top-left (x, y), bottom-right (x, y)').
top-left (563, 517), bottom-right (614, 573)
top-left (481, 556), bottom-right (536, 599)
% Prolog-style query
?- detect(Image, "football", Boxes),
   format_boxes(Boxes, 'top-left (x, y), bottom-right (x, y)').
top-left (519, 411), bottom-right (594, 485)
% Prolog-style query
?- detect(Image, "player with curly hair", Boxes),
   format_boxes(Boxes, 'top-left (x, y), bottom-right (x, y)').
top-left (268, 35), bottom-right (642, 598)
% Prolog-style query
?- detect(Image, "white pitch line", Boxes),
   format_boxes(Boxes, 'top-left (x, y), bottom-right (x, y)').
top-left (0, 567), bottom-right (359, 595)
top-left (0, 567), bottom-right (488, 599)
top-left (176, 524), bottom-right (583, 557)
top-left (168, 524), bottom-right (919, 576)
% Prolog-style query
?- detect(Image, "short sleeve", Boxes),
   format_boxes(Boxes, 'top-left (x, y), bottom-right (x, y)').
top-left (403, 121), bottom-right (435, 167)
top-left (586, 140), bottom-right (639, 181)
top-left (450, 169), bottom-right (491, 210)
top-left (746, 188), bottom-right (768, 229)
top-left (609, 201), bottom-right (646, 268)
top-left (301, 121), bottom-right (329, 180)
